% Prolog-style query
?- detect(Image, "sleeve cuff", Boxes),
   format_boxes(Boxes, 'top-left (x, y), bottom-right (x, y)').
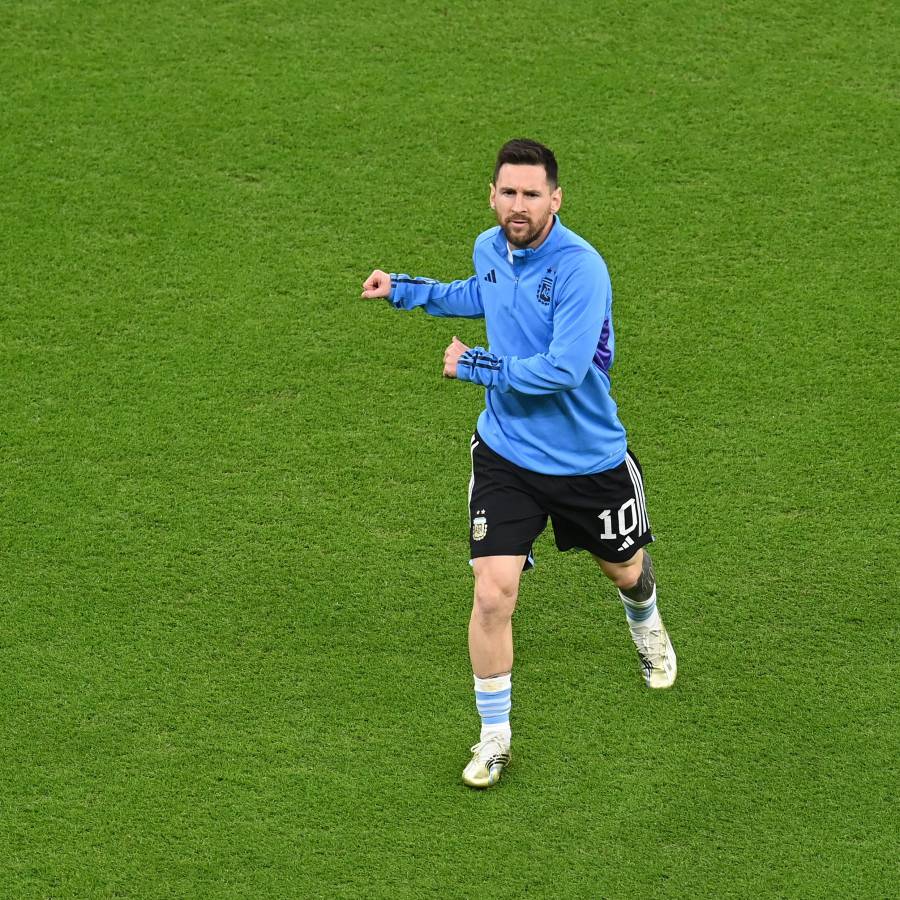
top-left (457, 346), bottom-right (503, 387)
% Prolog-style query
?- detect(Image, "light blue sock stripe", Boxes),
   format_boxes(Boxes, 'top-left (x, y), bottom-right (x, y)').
top-left (475, 688), bottom-right (511, 726)
top-left (477, 701), bottom-right (510, 712)
top-left (622, 596), bottom-right (656, 622)
top-left (480, 712), bottom-right (510, 725)
top-left (475, 689), bottom-right (511, 702)
top-left (476, 696), bottom-right (511, 710)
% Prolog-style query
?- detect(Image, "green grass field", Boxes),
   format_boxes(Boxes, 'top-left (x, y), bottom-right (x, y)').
top-left (2, 1), bottom-right (897, 896)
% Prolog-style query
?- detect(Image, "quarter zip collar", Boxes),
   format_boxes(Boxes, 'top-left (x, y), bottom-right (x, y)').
top-left (495, 216), bottom-right (565, 264)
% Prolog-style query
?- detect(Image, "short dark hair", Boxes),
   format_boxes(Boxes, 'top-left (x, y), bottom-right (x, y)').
top-left (493, 138), bottom-right (559, 189)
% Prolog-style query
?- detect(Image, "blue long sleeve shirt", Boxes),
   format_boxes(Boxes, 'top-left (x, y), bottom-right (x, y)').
top-left (388, 217), bottom-right (627, 475)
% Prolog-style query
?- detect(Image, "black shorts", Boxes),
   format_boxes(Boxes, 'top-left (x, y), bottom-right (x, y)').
top-left (468, 433), bottom-right (654, 565)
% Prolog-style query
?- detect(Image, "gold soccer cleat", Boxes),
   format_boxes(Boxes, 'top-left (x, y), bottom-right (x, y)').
top-left (462, 736), bottom-right (511, 788)
top-left (630, 618), bottom-right (677, 688)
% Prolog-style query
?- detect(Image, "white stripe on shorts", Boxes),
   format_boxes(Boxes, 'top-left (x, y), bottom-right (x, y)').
top-left (624, 451), bottom-right (649, 535)
top-left (468, 436), bottom-right (480, 508)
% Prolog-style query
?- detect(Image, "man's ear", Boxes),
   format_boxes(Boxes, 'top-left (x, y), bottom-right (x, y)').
top-left (551, 186), bottom-right (562, 214)
top-left (489, 182), bottom-right (496, 210)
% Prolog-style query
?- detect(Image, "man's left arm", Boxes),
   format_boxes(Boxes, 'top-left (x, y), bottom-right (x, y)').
top-left (451, 255), bottom-right (609, 393)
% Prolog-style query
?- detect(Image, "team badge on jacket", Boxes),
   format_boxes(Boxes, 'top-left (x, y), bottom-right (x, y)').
top-left (472, 510), bottom-right (488, 541)
top-left (536, 267), bottom-right (555, 305)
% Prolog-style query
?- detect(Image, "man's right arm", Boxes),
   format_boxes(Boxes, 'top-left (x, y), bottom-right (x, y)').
top-left (360, 269), bottom-right (484, 319)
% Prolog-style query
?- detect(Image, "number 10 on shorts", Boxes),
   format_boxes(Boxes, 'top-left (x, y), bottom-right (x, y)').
top-left (597, 499), bottom-right (638, 540)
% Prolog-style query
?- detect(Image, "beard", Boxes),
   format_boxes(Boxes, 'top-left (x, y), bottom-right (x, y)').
top-left (498, 211), bottom-right (552, 248)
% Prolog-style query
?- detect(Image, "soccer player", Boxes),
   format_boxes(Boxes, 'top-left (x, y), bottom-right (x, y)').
top-left (360, 138), bottom-right (676, 789)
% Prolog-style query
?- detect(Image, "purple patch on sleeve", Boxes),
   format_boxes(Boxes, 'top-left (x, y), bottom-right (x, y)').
top-left (592, 318), bottom-right (612, 373)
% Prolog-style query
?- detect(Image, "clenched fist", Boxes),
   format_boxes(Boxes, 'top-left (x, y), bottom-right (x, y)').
top-left (443, 336), bottom-right (470, 378)
top-left (361, 269), bottom-right (392, 299)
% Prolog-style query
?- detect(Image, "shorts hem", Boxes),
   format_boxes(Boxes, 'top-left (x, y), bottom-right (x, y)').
top-left (469, 543), bottom-right (535, 560)
top-left (556, 532), bottom-right (654, 563)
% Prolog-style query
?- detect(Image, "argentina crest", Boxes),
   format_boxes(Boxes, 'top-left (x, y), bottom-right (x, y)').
top-left (472, 510), bottom-right (488, 541)
top-left (536, 267), bottom-right (555, 305)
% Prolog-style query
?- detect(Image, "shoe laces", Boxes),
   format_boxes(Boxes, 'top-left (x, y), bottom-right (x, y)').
top-left (470, 737), bottom-right (508, 758)
top-left (631, 624), bottom-right (667, 658)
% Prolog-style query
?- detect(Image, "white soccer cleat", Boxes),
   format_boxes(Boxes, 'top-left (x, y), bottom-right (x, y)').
top-left (630, 618), bottom-right (677, 688)
top-left (462, 736), bottom-right (511, 788)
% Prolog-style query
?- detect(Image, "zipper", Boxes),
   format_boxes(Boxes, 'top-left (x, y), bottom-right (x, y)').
top-left (512, 254), bottom-right (522, 308)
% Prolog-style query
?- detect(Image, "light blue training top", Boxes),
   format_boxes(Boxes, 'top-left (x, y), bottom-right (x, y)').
top-left (388, 217), bottom-right (628, 476)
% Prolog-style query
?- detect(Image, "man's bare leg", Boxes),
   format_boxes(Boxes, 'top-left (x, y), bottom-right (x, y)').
top-left (594, 549), bottom-right (677, 688)
top-left (462, 555), bottom-right (524, 788)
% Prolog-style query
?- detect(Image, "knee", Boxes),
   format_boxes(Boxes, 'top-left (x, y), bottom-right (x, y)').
top-left (610, 565), bottom-right (641, 591)
top-left (596, 551), bottom-right (644, 591)
top-left (473, 576), bottom-right (518, 625)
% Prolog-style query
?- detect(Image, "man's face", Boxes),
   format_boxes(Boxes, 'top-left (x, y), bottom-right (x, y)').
top-left (490, 163), bottom-right (562, 249)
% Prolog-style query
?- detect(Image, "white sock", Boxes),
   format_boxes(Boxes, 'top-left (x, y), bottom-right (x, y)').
top-left (481, 722), bottom-right (512, 744)
top-left (619, 586), bottom-right (661, 629)
top-left (474, 673), bottom-right (512, 745)
top-left (633, 606), bottom-right (662, 630)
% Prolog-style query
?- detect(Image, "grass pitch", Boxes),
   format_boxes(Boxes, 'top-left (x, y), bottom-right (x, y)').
top-left (2, 1), bottom-right (897, 897)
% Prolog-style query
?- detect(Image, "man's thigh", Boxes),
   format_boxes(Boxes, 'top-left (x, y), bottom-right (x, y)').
top-left (472, 555), bottom-right (529, 604)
